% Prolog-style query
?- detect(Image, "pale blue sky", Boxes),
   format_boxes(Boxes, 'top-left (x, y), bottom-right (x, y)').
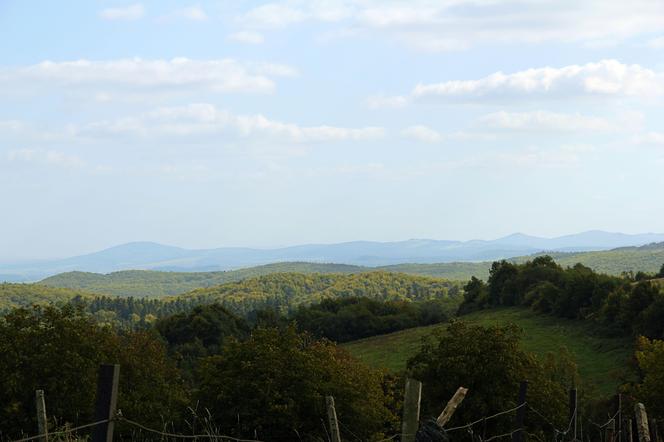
top-left (1, 0), bottom-right (664, 260)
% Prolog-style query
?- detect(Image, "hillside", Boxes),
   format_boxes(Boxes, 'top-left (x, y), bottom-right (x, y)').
top-left (37, 243), bottom-right (664, 297)
top-left (40, 262), bottom-right (364, 297)
top-left (0, 283), bottom-right (95, 312)
top-left (343, 308), bottom-right (633, 395)
top-left (174, 272), bottom-right (461, 316)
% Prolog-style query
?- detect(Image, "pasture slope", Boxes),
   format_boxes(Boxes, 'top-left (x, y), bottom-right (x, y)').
top-left (342, 307), bottom-right (633, 396)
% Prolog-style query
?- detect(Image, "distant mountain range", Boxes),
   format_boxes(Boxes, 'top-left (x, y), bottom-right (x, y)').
top-left (2, 230), bottom-right (664, 282)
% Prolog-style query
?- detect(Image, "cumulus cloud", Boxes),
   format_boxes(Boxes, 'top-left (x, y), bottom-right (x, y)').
top-left (477, 111), bottom-right (613, 132)
top-left (6, 149), bottom-right (85, 169)
top-left (99, 4), bottom-right (145, 21)
top-left (78, 103), bottom-right (385, 143)
top-left (158, 6), bottom-right (208, 22)
top-left (401, 125), bottom-right (443, 143)
top-left (229, 31), bottom-right (265, 44)
top-left (235, 0), bottom-right (664, 51)
top-left (372, 60), bottom-right (664, 106)
top-left (0, 58), bottom-right (297, 96)
top-left (647, 36), bottom-right (664, 49)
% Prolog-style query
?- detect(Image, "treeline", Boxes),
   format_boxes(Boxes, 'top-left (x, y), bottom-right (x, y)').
top-left (179, 271), bottom-right (462, 317)
top-left (291, 297), bottom-right (457, 342)
top-left (460, 256), bottom-right (664, 339)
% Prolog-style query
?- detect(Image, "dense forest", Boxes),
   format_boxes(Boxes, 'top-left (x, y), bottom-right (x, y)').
top-left (40, 262), bottom-right (364, 297)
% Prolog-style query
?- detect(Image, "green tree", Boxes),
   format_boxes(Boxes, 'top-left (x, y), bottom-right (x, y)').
top-left (634, 336), bottom-right (664, 419)
top-left (196, 326), bottom-right (397, 441)
top-left (407, 321), bottom-right (572, 436)
top-left (0, 305), bottom-right (187, 438)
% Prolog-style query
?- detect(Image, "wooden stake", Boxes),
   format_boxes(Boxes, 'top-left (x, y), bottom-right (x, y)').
top-left (569, 388), bottom-right (578, 441)
top-left (436, 386), bottom-right (468, 428)
top-left (325, 396), bottom-right (341, 442)
top-left (35, 390), bottom-right (48, 442)
top-left (92, 364), bottom-right (120, 442)
top-left (607, 419), bottom-right (616, 442)
top-left (635, 403), bottom-right (651, 442)
top-left (401, 379), bottom-right (422, 442)
top-left (512, 381), bottom-right (528, 442)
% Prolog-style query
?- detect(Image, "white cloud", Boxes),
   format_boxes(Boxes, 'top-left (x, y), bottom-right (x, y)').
top-left (634, 132), bottom-right (664, 146)
top-left (373, 60), bottom-right (664, 106)
top-left (99, 4), bottom-right (145, 21)
top-left (6, 149), bottom-right (85, 169)
top-left (229, 31), bottom-right (265, 44)
top-left (477, 111), bottom-right (613, 132)
top-left (158, 6), bottom-right (208, 22)
top-left (236, 0), bottom-right (664, 51)
top-left (647, 36), bottom-right (664, 49)
top-left (0, 120), bottom-right (24, 132)
top-left (78, 103), bottom-right (385, 143)
top-left (0, 58), bottom-right (297, 96)
top-left (401, 125), bottom-right (443, 143)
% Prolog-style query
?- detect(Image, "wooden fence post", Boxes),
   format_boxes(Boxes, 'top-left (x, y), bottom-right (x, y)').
top-left (92, 364), bottom-right (120, 442)
top-left (512, 381), bottom-right (527, 442)
top-left (569, 388), bottom-right (578, 441)
top-left (401, 378), bottom-right (422, 442)
top-left (325, 396), bottom-right (341, 442)
top-left (618, 394), bottom-right (623, 442)
top-left (35, 390), bottom-right (48, 442)
top-left (635, 403), bottom-right (651, 442)
top-left (436, 387), bottom-right (468, 428)
top-left (629, 419), bottom-right (635, 442)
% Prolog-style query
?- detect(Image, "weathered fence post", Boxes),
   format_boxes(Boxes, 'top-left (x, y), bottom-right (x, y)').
top-left (629, 419), bottom-right (635, 442)
top-left (618, 394), bottom-right (623, 442)
top-left (512, 380), bottom-right (528, 442)
top-left (35, 390), bottom-right (48, 442)
top-left (325, 396), bottom-right (341, 442)
top-left (92, 364), bottom-right (120, 442)
top-left (635, 403), bottom-right (651, 442)
top-left (401, 378), bottom-right (422, 442)
top-left (569, 388), bottom-right (578, 441)
top-left (607, 419), bottom-right (616, 442)
top-left (436, 387), bottom-right (468, 428)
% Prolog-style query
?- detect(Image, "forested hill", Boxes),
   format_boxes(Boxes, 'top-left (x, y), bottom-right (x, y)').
top-left (40, 262), bottom-right (365, 297)
top-left (38, 242), bottom-right (664, 297)
top-left (0, 283), bottom-right (95, 312)
top-left (174, 272), bottom-right (462, 316)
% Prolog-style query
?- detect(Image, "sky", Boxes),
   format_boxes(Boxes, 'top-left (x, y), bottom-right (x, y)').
top-left (1, 0), bottom-right (664, 260)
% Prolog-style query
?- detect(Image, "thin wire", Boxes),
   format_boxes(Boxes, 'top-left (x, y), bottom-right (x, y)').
top-left (484, 427), bottom-right (524, 442)
top-left (9, 418), bottom-right (110, 442)
top-left (118, 417), bottom-right (264, 441)
top-left (445, 402), bottom-right (527, 432)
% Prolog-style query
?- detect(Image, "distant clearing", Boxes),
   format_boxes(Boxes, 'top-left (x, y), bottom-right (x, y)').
top-left (343, 307), bottom-right (633, 396)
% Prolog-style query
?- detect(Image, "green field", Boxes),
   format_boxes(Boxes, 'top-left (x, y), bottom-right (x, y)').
top-left (343, 307), bottom-right (633, 395)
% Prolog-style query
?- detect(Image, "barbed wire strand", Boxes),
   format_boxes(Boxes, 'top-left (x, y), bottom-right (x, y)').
top-left (9, 418), bottom-right (110, 442)
top-left (445, 402), bottom-right (527, 433)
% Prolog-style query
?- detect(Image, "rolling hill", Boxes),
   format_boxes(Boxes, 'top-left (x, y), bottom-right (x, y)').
top-left (3, 230), bottom-right (663, 281)
top-left (36, 242), bottom-right (664, 297)
top-left (342, 307), bottom-right (633, 396)
top-left (0, 283), bottom-right (95, 312)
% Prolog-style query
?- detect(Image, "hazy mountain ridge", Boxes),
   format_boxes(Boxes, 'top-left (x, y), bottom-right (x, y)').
top-left (3, 231), bottom-right (664, 282)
